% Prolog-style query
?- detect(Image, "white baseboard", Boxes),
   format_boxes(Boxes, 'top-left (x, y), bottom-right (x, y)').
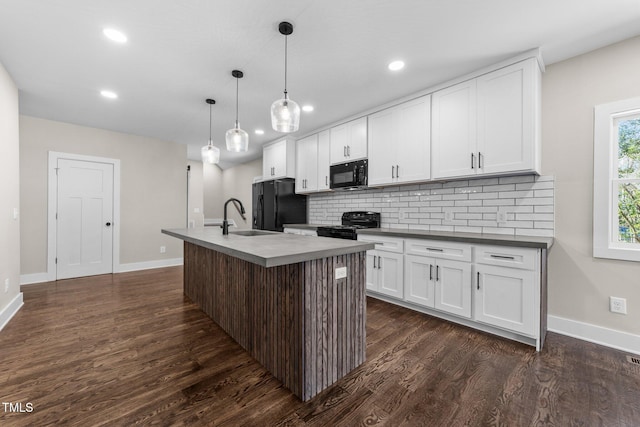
top-left (116, 257), bottom-right (183, 273)
top-left (0, 293), bottom-right (24, 332)
top-left (20, 272), bottom-right (51, 285)
top-left (548, 315), bottom-right (640, 356)
top-left (20, 258), bottom-right (184, 285)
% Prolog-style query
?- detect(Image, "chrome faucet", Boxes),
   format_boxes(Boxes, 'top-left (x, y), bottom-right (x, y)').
top-left (222, 198), bottom-right (246, 235)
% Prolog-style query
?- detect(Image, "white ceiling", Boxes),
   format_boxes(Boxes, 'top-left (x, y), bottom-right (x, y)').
top-left (1, 0), bottom-right (640, 169)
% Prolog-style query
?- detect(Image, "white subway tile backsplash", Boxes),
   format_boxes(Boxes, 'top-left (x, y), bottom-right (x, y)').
top-left (308, 174), bottom-right (554, 238)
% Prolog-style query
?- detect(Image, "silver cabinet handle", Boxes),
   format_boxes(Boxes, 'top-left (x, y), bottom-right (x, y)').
top-left (347, 145), bottom-right (350, 157)
top-left (373, 255), bottom-right (376, 268)
top-left (477, 271), bottom-right (480, 290)
top-left (429, 264), bottom-right (433, 281)
top-left (344, 146), bottom-right (347, 157)
top-left (490, 254), bottom-right (515, 260)
top-left (391, 165), bottom-right (395, 179)
top-left (325, 176), bottom-right (328, 186)
top-left (427, 248), bottom-right (444, 252)
top-left (471, 153), bottom-right (475, 169)
top-left (478, 152), bottom-right (482, 169)
top-left (436, 265), bottom-right (440, 281)
top-left (396, 165), bottom-right (399, 178)
top-left (378, 256), bottom-right (381, 269)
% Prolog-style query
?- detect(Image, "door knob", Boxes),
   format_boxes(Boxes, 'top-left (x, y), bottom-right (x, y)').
top-left (106, 222), bottom-right (112, 227)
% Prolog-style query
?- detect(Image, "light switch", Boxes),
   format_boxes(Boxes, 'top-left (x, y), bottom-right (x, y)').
top-left (13, 208), bottom-right (19, 220)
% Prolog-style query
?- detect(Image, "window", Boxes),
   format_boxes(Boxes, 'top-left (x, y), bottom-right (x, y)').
top-left (594, 98), bottom-right (640, 261)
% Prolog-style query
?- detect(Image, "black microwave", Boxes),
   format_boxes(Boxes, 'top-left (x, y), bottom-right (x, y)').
top-left (330, 159), bottom-right (368, 190)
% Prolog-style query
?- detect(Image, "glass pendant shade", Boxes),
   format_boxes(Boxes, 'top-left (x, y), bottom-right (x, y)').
top-left (201, 98), bottom-right (220, 164)
top-left (201, 141), bottom-right (220, 164)
top-left (225, 123), bottom-right (249, 152)
top-left (226, 70), bottom-right (248, 152)
top-left (271, 94), bottom-right (300, 132)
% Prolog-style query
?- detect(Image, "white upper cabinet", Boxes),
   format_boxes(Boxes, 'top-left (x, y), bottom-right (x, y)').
top-left (476, 59), bottom-right (538, 175)
top-left (432, 80), bottom-right (477, 179)
top-left (295, 130), bottom-right (331, 194)
top-left (295, 134), bottom-right (318, 193)
top-left (330, 117), bottom-right (367, 164)
top-left (432, 58), bottom-right (541, 179)
top-left (317, 130), bottom-right (331, 191)
top-left (368, 95), bottom-right (431, 186)
top-left (263, 137), bottom-right (295, 180)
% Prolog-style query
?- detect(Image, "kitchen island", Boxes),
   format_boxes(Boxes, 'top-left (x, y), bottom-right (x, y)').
top-left (162, 227), bottom-right (374, 401)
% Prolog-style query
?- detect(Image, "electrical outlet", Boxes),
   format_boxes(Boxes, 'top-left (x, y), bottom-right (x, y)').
top-left (497, 210), bottom-right (508, 224)
top-left (444, 210), bottom-right (453, 222)
top-left (335, 266), bottom-right (347, 280)
top-left (610, 296), bottom-right (627, 314)
top-left (160, 246), bottom-right (166, 254)
top-left (4, 279), bottom-right (9, 293)
top-left (399, 210), bottom-right (406, 220)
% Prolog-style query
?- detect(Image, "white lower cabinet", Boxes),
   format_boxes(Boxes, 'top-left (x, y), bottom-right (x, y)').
top-left (366, 249), bottom-right (404, 299)
top-left (473, 245), bottom-right (539, 336)
top-left (404, 254), bottom-right (435, 307)
top-left (434, 258), bottom-right (472, 319)
top-left (404, 255), bottom-right (471, 318)
top-left (360, 234), bottom-right (546, 349)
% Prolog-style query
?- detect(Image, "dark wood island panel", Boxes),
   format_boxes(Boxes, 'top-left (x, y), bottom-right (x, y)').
top-left (183, 241), bottom-right (366, 401)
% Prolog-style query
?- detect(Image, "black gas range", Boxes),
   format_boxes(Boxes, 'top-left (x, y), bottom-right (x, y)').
top-left (316, 211), bottom-right (381, 240)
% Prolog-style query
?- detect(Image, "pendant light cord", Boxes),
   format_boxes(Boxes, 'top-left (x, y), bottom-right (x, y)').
top-left (284, 34), bottom-right (288, 97)
top-left (235, 76), bottom-right (240, 128)
top-left (208, 103), bottom-right (212, 145)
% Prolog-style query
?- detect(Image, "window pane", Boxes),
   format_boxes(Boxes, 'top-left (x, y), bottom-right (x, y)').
top-left (617, 182), bottom-right (640, 243)
top-left (617, 117), bottom-right (640, 179)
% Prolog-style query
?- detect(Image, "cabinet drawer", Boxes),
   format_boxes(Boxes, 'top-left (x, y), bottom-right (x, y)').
top-left (357, 235), bottom-right (404, 253)
top-left (405, 239), bottom-right (471, 262)
top-left (475, 245), bottom-right (538, 270)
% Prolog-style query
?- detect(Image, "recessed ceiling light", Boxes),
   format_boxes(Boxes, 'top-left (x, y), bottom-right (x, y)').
top-left (388, 60), bottom-right (405, 71)
top-left (100, 90), bottom-right (118, 99)
top-left (302, 105), bottom-right (314, 112)
top-left (254, 129), bottom-right (265, 135)
top-left (103, 28), bottom-right (127, 43)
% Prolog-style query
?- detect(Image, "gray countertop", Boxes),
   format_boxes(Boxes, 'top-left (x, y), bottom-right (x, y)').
top-left (285, 224), bottom-right (553, 249)
top-left (162, 228), bottom-right (374, 268)
top-left (357, 228), bottom-right (554, 249)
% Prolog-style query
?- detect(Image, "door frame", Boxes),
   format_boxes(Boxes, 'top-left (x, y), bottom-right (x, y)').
top-left (47, 151), bottom-right (121, 281)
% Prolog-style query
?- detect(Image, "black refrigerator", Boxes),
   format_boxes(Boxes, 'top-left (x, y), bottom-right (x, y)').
top-left (252, 178), bottom-right (307, 231)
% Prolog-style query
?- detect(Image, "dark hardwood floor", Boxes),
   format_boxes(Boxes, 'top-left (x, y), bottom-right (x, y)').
top-left (1, 267), bottom-right (638, 426)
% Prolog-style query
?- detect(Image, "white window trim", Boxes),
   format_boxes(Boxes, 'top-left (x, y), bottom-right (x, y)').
top-left (593, 97), bottom-right (640, 262)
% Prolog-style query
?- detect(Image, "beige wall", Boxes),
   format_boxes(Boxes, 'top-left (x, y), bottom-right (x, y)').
top-left (203, 162), bottom-right (223, 219)
top-left (221, 158), bottom-right (262, 229)
top-left (543, 35), bottom-right (640, 335)
top-left (20, 116), bottom-right (186, 275)
top-left (0, 62), bottom-right (21, 317)
top-left (202, 158), bottom-right (261, 229)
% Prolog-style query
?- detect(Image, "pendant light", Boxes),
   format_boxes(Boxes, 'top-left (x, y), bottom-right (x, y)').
top-left (225, 70), bottom-right (249, 152)
top-left (201, 98), bottom-right (220, 164)
top-left (271, 21), bottom-right (300, 133)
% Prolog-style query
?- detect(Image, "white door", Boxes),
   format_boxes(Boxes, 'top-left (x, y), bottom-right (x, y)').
top-left (57, 159), bottom-right (114, 279)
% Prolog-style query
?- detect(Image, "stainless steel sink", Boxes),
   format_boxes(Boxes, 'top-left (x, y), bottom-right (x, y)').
top-left (229, 230), bottom-right (277, 237)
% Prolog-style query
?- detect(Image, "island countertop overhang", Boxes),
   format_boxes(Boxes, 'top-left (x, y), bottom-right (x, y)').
top-left (162, 228), bottom-right (375, 268)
